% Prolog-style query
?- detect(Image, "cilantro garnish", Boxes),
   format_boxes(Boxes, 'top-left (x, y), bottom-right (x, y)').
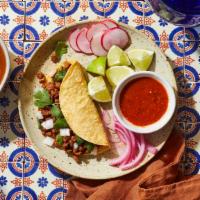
top-left (34, 89), bottom-right (52, 108)
top-left (54, 70), bottom-right (67, 82)
top-left (54, 118), bottom-right (68, 129)
top-left (56, 135), bottom-right (63, 145)
top-left (51, 104), bottom-right (62, 118)
top-left (55, 41), bottom-right (68, 60)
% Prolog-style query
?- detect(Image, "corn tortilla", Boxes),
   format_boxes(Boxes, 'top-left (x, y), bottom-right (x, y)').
top-left (59, 62), bottom-right (109, 146)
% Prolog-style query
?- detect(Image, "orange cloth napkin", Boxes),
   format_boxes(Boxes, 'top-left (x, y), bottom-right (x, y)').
top-left (65, 131), bottom-right (200, 200)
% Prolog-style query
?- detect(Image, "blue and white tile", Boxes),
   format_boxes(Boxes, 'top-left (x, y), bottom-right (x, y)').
top-left (181, 148), bottom-right (200, 175)
top-left (0, 122), bottom-right (24, 162)
top-left (23, 161), bottom-right (65, 199)
top-left (144, 1), bottom-right (184, 42)
top-left (183, 41), bottom-right (200, 82)
top-left (4, 40), bottom-right (24, 82)
top-left (0, 1), bottom-right (25, 41)
top-left (24, 41), bottom-right (41, 64)
top-left (105, 1), bottom-right (144, 28)
top-left (25, 1), bottom-right (65, 41)
top-left (184, 27), bottom-right (200, 42)
top-left (0, 84), bottom-right (19, 123)
top-left (0, 162), bottom-right (23, 199)
top-left (65, 0), bottom-right (104, 25)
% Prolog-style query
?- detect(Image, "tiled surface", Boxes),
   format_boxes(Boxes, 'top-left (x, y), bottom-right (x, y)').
top-left (1, 0), bottom-right (200, 197)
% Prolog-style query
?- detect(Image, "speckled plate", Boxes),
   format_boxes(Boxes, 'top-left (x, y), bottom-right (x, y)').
top-left (18, 20), bottom-right (177, 180)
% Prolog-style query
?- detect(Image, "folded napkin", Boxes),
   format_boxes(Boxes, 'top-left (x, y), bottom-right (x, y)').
top-left (65, 131), bottom-right (200, 200)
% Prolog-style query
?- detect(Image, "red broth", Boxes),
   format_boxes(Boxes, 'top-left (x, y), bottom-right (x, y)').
top-left (120, 77), bottom-right (168, 126)
top-left (0, 45), bottom-right (6, 83)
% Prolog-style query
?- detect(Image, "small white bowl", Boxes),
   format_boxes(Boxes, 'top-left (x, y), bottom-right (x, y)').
top-left (0, 38), bottom-right (10, 92)
top-left (112, 71), bottom-right (176, 134)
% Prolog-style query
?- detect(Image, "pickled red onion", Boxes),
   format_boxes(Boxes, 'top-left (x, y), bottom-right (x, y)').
top-left (120, 135), bottom-right (146, 170)
top-left (109, 130), bottom-right (131, 166)
top-left (146, 143), bottom-right (158, 155)
top-left (101, 109), bottom-right (158, 170)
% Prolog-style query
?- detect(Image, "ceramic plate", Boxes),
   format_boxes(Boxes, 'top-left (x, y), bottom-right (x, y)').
top-left (18, 20), bottom-right (177, 179)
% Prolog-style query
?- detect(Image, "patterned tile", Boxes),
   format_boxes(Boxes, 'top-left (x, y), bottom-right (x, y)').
top-left (184, 41), bottom-right (200, 83)
top-left (65, 0), bottom-right (104, 25)
top-left (24, 41), bottom-right (41, 64)
top-left (24, 137), bottom-right (49, 165)
top-left (0, 162), bottom-right (23, 199)
top-left (143, 1), bottom-right (184, 42)
top-left (23, 161), bottom-right (65, 199)
top-left (0, 122), bottom-right (24, 162)
top-left (184, 27), bottom-right (200, 42)
top-left (25, 1), bottom-right (65, 41)
top-left (0, 84), bottom-right (20, 123)
top-left (105, 1), bottom-right (144, 28)
top-left (4, 40), bottom-right (24, 82)
top-left (0, 1), bottom-right (25, 41)
top-left (180, 152), bottom-right (200, 175)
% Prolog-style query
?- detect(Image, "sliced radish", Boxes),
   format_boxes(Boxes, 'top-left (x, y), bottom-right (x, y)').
top-left (90, 31), bottom-right (107, 56)
top-left (87, 23), bottom-right (108, 41)
top-left (102, 27), bottom-right (129, 51)
top-left (69, 29), bottom-right (81, 52)
top-left (76, 28), bottom-right (92, 54)
top-left (101, 19), bottom-right (118, 29)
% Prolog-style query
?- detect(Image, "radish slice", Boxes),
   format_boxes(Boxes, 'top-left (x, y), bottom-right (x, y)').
top-left (120, 135), bottom-right (146, 170)
top-left (69, 29), bottom-right (81, 52)
top-left (101, 19), bottom-right (118, 29)
top-left (76, 28), bottom-right (92, 54)
top-left (90, 31), bottom-right (107, 56)
top-left (87, 23), bottom-right (108, 41)
top-left (109, 130), bottom-right (131, 166)
top-left (102, 27), bottom-right (129, 51)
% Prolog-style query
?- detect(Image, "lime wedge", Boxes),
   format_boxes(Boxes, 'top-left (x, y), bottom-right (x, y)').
top-left (87, 56), bottom-right (107, 76)
top-left (107, 45), bottom-right (131, 67)
top-left (106, 66), bottom-right (134, 88)
top-left (127, 49), bottom-right (154, 71)
top-left (88, 76), bottom-right (111, 102)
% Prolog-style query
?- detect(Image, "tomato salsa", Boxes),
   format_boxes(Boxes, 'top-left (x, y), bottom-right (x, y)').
top-left (0, 45), bottom-right (6, 83)
top-left (120, 77), bottom-right (168, 126)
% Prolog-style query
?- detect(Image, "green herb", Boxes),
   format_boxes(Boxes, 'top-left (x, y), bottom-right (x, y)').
top-left (51, 104), bottom-right (62, 118)
top-left (85, 142), bottom-right (94, 153)
top-left (34, 89), bottom-right (52, 108)
top-left (56, 135), bottom-right (63, 145)
top-left (55, 41), bottom-right (68, 60)
top-left (54, 70), bottom-right (67, 82)
top-left (76, 136), bottom-right (85, 145)
top-left (54, 118), bottom-right (68, 129)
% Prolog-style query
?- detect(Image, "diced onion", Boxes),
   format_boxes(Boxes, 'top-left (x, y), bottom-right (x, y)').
top-left (36, 111), bottom-right (44, 120)
top-left (73, 143), bottom-right (78, 150)
top-left (43, 137), bottom-right (54, 146)
top-left (41, 119), bottom-right (54, 130)
top-left (60, 128), bottom-right (71, 136)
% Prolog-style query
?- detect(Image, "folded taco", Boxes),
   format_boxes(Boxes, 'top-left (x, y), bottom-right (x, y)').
top-left (34, 60), bottom-right (109, 162)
